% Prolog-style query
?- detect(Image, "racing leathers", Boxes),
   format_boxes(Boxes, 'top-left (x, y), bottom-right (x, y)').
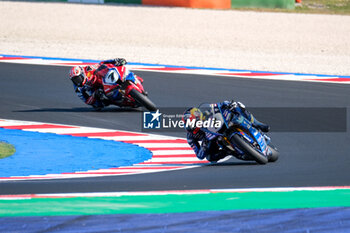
top-left (186, 101), bottom-right (269, 162)
top-left (72, 58), bottom-right (136, 110)
top-left (186, 128), bottom-right (227, 162)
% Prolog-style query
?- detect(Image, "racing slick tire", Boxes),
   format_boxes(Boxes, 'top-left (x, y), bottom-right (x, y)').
top-left (129, 89), bottom-right (157, 111)
top-left (231, 134), bottom-right (268, 165)
top-left (267, 145), bottom-right (279, 162)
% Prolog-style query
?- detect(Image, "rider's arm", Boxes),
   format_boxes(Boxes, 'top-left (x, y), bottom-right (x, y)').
top-left (74, 85), bottom-right (104, 109)
top-left (187, 132), bottom-right (200, 156)
top-left (100, 58), bottom-right (127, 66)
top-left (74, 85), bottom-right (89, 103)
top-left (221, 100), bottom-right (246, 113)
top-left (221, 100), bottom-right (268, 131)
top-left (98, 59), bottom-right (138, 84)
top-left (187, 132), bottom-right (207, 160)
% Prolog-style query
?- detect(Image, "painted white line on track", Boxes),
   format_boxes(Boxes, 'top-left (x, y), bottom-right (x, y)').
top-left (1, 54), bottom-right (349, 84)
top-left (21, 127), bottom-right (116, 134)
top-left (133, 143), bottom-right (190, 148)
top-left (90, 136), bottom-right (175, 141)
top-left (1, 186), bottom-right (349, 200)
top-left (151, 150), bottom-right (195, 155)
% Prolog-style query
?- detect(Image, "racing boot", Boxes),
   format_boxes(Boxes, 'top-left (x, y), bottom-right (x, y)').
top-left (206, 150), bottom-right (227, 163)
top-left (240, 106), bottom-right (270, 132)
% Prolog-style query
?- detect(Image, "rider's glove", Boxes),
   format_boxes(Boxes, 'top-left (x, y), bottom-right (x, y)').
top-left (227, 101), bottom-right (238, 112)
top-left (114, 58), bottom-right (127, 66)
top-left (227, 100), bottom-right (246, 112)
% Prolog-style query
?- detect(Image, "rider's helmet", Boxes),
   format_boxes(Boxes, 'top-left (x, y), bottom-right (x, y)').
top-left (69, 66), bottom-right (87, 87)
top-left (182, 107), bottom-right (203, 132)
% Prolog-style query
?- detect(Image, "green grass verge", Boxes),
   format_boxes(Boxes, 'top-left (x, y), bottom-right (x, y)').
top-left (294, 0), bottom-right (350, 14)
top-left (1, 190), bottom-right (350, 216)
top-left (0, 142), bottom-right (15, 159)
top-left (235, 0), bottom-right (350, 15)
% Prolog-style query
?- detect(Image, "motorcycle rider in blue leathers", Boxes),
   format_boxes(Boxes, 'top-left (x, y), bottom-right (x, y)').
top-left (183, 100), bottom-right (270, 162)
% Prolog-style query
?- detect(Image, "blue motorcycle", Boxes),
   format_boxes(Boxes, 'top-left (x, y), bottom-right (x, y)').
top-left (198, 103), bottom-right (279, 164)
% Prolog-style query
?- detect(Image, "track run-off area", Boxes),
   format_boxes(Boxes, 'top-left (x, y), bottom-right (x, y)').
top-left (0, 55), bottom-right (349, 231)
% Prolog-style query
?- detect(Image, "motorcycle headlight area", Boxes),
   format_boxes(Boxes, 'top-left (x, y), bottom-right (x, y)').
top-left (104, 69), bottom-right (121, 85)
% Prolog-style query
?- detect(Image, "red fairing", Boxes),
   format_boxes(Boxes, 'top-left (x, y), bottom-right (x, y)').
top-left (75, 61), bottom-right (151, 109)
top-left (125, 77), bottom-right (144, 95)
top-left (124, 82), bottom-right (138, 96)
top-left (92, 64), bottom-right (118, 88)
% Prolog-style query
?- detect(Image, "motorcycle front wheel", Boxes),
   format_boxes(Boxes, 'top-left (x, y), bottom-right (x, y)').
top-left (129, 89), bottom-right (157, 111)
top-left (230, 134), bottom-right (268, 165)
top-left (267, 144), bottom-right (279, 162)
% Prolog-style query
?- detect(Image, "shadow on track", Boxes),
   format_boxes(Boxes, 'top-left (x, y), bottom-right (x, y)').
top-left (207, 161), bottom-right (258, 167)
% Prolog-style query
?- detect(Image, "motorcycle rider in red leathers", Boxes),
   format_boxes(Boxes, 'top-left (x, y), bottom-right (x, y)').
top-left (68, 58), bottom-right (141, 110)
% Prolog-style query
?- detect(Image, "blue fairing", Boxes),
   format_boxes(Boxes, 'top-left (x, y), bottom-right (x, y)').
top-left (247, 125), bottom-right (268, 153)
top-left (218, 104), bottom-right (268, 155)
top-left (125, 71), bottom-right (136, 82)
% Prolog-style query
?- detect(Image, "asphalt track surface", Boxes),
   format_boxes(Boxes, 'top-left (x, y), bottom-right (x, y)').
top-left (0, 62), bottom-right (349, 195)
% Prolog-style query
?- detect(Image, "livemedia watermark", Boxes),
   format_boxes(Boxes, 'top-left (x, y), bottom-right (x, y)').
top-left (141, 107), bottom-right (347, 133)
top-left (143, 109), bottom-right (222, 131)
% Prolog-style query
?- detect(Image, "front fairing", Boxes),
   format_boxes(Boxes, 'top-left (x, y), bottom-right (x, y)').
top-left (102, 66), bottom-right (145, 93)
top-left (102, 67), bottom-right (121, 94)
top-left (231, 112), bottom-right (269, 155)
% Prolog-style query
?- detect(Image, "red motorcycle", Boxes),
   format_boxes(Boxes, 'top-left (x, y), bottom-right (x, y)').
top-left (101, 65), bottom-right (157, 111)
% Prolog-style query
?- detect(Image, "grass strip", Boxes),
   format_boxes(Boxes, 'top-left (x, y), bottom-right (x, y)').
top-left (0, 142), bottom-right (15, 159)
top-left (294, 0), bottom-right (350, 14)
top-left (1, 189), bottom-right (349, 216)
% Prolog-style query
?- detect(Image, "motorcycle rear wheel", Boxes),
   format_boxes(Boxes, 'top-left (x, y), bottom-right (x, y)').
top-left (129, 89), bottom-right (157, 111)
top-left (231, 134), bottom-right (268, 164)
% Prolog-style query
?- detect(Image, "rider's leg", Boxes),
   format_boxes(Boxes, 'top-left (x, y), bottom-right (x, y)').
top-left (243, 109), bottom-right (270, 132)
top-left (107, 89), bottom-right (123, 104)
top-left (205, 141), bottom-right (227, 162)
